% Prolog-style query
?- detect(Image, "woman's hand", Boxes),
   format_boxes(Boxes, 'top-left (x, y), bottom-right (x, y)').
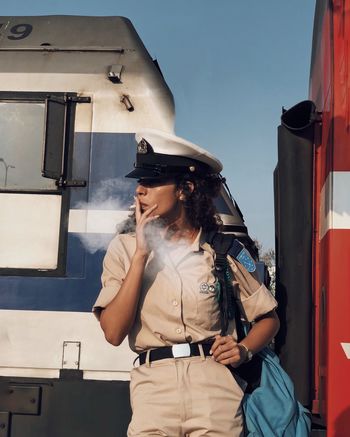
top-left (134, 196), bottom-right (159, 257)
top-left (210, 335), bottom-right (247, 367)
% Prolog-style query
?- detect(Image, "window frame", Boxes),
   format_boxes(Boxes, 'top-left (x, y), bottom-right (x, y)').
top-left (0, 91), bottom-right (78, 277)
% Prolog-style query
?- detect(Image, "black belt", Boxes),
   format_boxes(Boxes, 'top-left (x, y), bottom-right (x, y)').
top-left (139, 342), bottom-right (213, 365)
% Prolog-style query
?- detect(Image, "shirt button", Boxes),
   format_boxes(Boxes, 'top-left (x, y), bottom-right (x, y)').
top-left (176, 328), bottom-right (182, 334)
top-left (172, 300), bottom-right (178, 306)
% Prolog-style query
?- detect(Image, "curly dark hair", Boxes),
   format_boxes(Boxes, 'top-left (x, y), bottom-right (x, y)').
top-left (175, 173), bottom-right (223, 232)
top-left (117, 174), bottom-right (224, 234)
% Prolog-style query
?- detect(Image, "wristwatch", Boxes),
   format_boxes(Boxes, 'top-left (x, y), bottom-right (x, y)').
top-left (239, 343), bottom-right (253, 363)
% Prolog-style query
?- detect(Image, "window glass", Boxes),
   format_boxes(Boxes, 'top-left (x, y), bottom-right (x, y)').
top-left (0, 102), bottom-right (57, 190)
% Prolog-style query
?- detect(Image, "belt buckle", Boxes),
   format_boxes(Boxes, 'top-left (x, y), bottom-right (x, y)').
top-left (172, 343), bottom-right (191, 358)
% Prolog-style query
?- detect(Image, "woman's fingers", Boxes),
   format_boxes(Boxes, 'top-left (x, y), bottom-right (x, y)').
top-left (135, 196), bottom-right (141, 222)
top-left (215, 347), bottom-right (240, 363)
top-left (210, 335), bottom-right (244, 366)
top-left (134, 199), bottom-right (160, 255)
top-left (140, 204), bottom-right (158, 221)
top-left (143, 214), bottom-right (160, 225)
top-left (135, 200), bottom-right (158, 224)
top-left (211, 335), bottom-right (235, 356)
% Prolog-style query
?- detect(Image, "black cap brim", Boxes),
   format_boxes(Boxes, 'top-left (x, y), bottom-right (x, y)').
top-left (125, 167), bottom-right (164, 179)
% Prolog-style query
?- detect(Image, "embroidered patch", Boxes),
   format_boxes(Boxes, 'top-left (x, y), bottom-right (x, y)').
top-left (236, 248), bottom-right (256, 272)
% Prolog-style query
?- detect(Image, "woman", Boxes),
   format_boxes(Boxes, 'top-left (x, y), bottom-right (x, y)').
top-left (93, 129), bottom-right (279, 437)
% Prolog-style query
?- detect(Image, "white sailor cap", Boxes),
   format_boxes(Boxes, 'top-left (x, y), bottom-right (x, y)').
top-left (125, 129), bottom-right (223, 179)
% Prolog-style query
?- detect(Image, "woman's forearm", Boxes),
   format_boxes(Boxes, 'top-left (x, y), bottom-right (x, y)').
top-left (100, 198), bottom-right (160, 346)
top-left (239, 310), bottom-right (280, 355)
top-left (99, 250), bottom-right (148, 346)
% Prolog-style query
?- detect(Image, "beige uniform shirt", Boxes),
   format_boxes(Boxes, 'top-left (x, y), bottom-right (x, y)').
top-left (93, 230), bottom-right (277, 353)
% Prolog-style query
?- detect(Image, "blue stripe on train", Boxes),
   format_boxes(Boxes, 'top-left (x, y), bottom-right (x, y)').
top-left (0, 234), bottom-right (111, 312)
top-left (70, 132), bottom-right (136, 208)
top-left (0, 131), bottom-right (233, 311)
top-left (0, 132), bottom-right (136, 312)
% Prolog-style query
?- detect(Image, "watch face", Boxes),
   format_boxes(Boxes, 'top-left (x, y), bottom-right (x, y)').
top-left (239, 344), bottom-right (253, 362)
top-left (246, 350), bottom-right (253, 362)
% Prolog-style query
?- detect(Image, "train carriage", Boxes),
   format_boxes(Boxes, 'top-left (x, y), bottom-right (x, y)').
top-left (0, 16), bottom-right (250, 436)
top-left (275, 1), bottom-right (350, 435)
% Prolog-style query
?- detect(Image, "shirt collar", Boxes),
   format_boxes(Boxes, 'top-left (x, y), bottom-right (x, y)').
top-left (195, 228), bottom-right (215, 256)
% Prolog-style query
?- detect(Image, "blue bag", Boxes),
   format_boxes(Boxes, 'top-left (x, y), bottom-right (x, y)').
top-left (207, 232), bottom-right (312, 436)
top-left (242, 347), bottom-right (311, 436)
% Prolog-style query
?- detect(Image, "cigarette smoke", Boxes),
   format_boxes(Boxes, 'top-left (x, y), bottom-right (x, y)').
top-left (73, 177), bottom-right (195, 256)
top-left (143, 218), bottom-right (196, 260)
top-left (74, 178), bottom-right (136, 254)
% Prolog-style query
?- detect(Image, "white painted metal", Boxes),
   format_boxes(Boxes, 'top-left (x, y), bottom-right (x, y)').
top-left (0, 193), bottom-right (61, 268)
top-left (0, 16), bottom-right (248, 387)
top-left (0, 72), bottom-right (174, 133)
top-left (340, 342), bottom-right (350, 359)
top-left (319, 171), bottom-right (350, 239)
top-left (0, 17), bottom-right (175, 132)
top-left (0, 16), bottom-right (174, 381)
top-left (0, 310), bottom-right (136, 378)
top-left (0, 367), bottom-right (59, 379)
top-left (83, 370), bottom-right (131, 381)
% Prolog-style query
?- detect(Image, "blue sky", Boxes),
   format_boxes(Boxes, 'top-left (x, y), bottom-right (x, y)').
top-left (2, 1), bottom-right (316, 250)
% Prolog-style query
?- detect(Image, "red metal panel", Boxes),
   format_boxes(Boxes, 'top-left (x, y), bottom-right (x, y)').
top-left (310, 0), bottom-right (333, 187)
top-left (310, 0), bottom-right (333, 417)
top-left (326, 230), bottom-right (350, 435)
top-left (333, 1), bottom-right (350, 171)
top-left (310, 3), bottom-right (350, 433)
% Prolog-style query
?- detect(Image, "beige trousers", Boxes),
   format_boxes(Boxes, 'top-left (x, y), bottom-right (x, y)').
top-left (128, 355), bottom-right (244, 437)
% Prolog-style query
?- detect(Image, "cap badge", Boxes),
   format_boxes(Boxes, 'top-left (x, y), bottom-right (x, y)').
top-left (137, 139), bottom-right (149, 154)
top-left (189, 166), bottom-right (196, 172)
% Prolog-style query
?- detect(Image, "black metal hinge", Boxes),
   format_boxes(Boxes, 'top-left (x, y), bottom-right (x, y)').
top-left (67, 96), bottom-right (91, 104)
top-left (56, 178), bottom-right (87, 188)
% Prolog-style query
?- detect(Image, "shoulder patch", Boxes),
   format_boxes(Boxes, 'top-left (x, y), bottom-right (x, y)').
top-left (228, 239), bottom-right (256, 273)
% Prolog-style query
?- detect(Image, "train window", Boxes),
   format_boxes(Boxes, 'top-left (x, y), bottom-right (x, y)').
top-left (0, 91), bottom-right (80, 275)
top-left (0, 101), bottom-right (57, 190)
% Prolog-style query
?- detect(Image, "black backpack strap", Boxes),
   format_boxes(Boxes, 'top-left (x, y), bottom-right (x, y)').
top-left (207, 231), bottom-right (263, 393)
top-left (206, 232), bottom-right (256, 337)
top-left (207, 231), bottom-right (257, 273)
top-left (207, 233), bottom-right (235, 336)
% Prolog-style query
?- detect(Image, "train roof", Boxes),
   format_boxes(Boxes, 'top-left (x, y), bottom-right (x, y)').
top-left (0, 16), bottom-right (167, 77)
top-left (0, 15), bottom-right (175, 132)
top-left (0, 16), bottom-right (141, 50)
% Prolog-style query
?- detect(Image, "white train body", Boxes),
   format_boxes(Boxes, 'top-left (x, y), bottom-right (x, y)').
top-left (0, 16), bottom-right (247, 388)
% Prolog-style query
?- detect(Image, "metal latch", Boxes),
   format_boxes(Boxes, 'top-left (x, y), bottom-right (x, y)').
top-left (56, 177), bottom-right (87, 188)
top-left (62, 341), bottom-right (81, 369)
top-left (108, 64), bottom-right (123, 83)
top-left (45, 95), bottom-right (91, 104)
top-left (67, 96), bottom-right (91, 103)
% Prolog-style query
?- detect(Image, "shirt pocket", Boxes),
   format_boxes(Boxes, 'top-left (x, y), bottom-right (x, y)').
top-left (189, 274), bottom-right (221, 330)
